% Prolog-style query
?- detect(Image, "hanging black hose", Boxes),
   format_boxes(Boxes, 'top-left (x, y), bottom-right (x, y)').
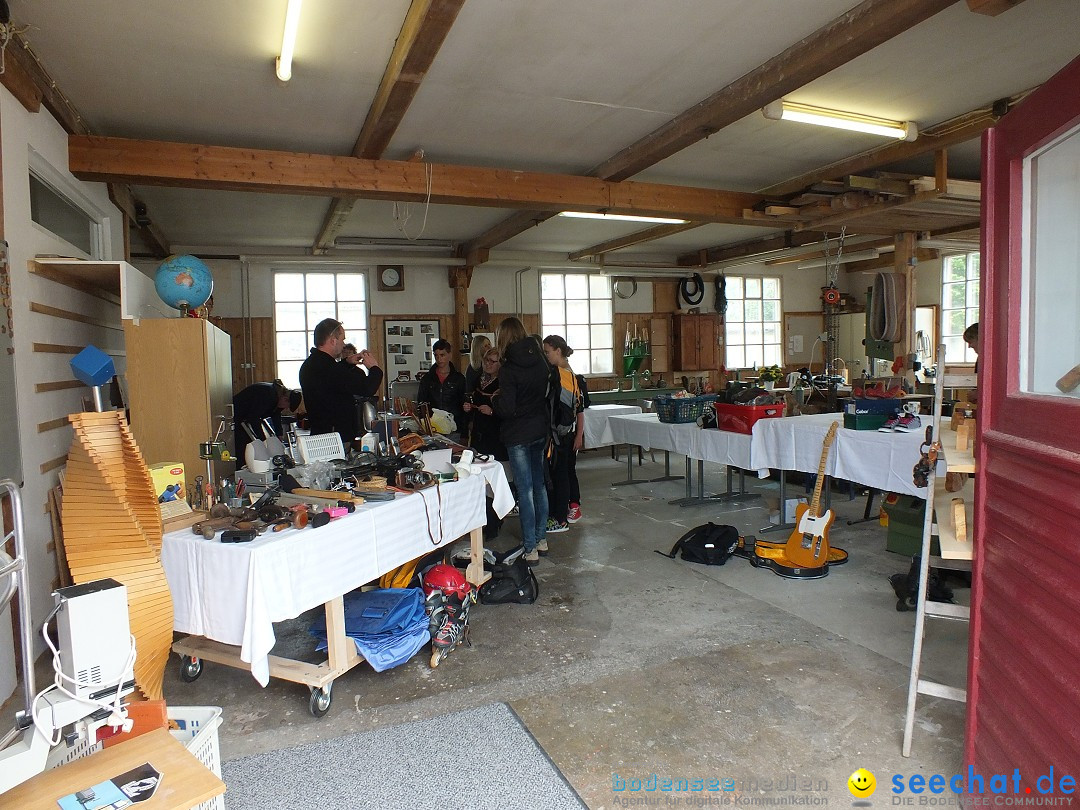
top-left (715, 274), bottom-right (727, 316)
top-left (678, 273), bottom-right (704, 309)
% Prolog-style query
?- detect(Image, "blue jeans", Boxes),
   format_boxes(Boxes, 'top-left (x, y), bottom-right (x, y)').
top-left (506, 437), bottom-right (549, 551)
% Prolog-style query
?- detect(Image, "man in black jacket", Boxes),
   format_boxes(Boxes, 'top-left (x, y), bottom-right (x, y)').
top-left (299, 318), bottom-right (383, 449)
top-left (416, 339), bottom-right (466, 436)
top-left (233, 379), bottom-right (302, 462)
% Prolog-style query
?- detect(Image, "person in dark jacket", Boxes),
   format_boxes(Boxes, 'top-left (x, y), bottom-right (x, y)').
top-left (298, 318), bottom-right (383, 449)
top-left (491, 317), bottom-right (550, 564)
top-left (417, 339), bottom-right (466, 437)
top-left (232, 379), bottom-right (302, 463)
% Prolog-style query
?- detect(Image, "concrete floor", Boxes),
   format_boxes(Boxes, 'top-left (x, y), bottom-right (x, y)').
top-left (154, 450), bottom-right (970, 808)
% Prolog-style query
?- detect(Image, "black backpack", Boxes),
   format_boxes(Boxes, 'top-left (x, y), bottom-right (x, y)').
top-left (656, 523), bottom-right (740, 566)
top-left (479, 553), bottom-right (540, 604)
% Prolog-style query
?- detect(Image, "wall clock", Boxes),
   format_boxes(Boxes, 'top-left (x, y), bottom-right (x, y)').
top-left (377, 265), bottom-right (405, 292)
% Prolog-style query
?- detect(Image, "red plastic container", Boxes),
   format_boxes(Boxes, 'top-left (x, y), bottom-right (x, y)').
top-left (714, 401), bottom-right (784, 434)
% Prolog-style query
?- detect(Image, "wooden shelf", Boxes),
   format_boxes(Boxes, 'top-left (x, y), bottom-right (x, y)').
top-left (944, 437), bottom-right (976, 473)
top-left (933, 474), bottom-right (974, 561)
top-left (30, 259), bottom-right (125, 304)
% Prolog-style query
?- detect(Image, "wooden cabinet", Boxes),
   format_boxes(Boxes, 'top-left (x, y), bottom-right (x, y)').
top-left (672, 313), bottom-right (719, 371)
top-left (124, 318), bottom-right (234, 490)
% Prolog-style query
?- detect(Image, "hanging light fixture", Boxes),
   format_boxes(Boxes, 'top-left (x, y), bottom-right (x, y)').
top-left (276, 0), bottom-right (303, 82)
top-left (557, 211), bottom-right (688, 225)
top-left (763, 100), bottom-right (917, 141)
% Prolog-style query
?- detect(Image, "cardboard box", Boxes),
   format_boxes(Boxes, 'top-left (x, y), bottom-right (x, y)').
top-left (149, 462), bottom-right (186, 504)
top-left (762, 495), bottom-right (807, 525)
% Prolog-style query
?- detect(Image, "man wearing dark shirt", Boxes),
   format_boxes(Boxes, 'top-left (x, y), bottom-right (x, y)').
top-left (299, 318), bottom-right (383, 448)
top-left (233, 379), bottom-right (302, 462)
top-left (417, 339), bottom-right (466, 436)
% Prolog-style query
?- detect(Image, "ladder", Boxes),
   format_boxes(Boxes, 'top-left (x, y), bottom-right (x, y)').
top-left (901, 347), bottom-right (976, 756)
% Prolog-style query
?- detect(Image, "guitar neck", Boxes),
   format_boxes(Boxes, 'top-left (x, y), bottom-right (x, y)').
top-left (808, 422), bottom-right (840, 517)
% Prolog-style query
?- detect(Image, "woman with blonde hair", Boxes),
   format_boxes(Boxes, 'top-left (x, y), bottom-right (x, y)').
top-left (463, 334), bottom-right (492, 440)
top-left (491, 317), bottom-right (550, 564)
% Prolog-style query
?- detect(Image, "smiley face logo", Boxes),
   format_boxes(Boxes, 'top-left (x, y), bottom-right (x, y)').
top-left (848, 768), bottom-right (876, 798)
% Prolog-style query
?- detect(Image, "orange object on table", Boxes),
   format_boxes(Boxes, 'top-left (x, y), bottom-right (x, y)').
top-left (102, 699), bottom-right (169, 747)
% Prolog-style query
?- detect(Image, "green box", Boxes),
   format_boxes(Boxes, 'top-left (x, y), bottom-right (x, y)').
top-left (844, 412), bottom-right (890, 431)
top-left (881, 494), bottom-right (939, 556)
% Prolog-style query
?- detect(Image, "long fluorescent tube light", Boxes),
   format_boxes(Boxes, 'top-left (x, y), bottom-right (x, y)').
top-left (763, 100), bottom-right (917, 142)
top-left (558, 211), bottom-right (688, 225)
top-left (276, 0), bottom-right (303, 82)
top-left (334, 237), bottom-right (455, 251)
top-left (797, 249), bottom-right (882, 270)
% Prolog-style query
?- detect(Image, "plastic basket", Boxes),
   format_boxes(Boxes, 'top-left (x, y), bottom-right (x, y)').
top-left (298, 431), bottom-right (346, 463)
top-left (655, 394), bottom-right (710, 424)
top-left (168, 706), bottom-right (224, 810)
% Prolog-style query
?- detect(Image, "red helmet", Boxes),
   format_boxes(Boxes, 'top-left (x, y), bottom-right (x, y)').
top-left (422, 564), bottom-right (471, 600)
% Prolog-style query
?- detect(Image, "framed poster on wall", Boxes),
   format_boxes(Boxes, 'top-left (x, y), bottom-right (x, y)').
top-left (384, 319), bottom-right (440, 382)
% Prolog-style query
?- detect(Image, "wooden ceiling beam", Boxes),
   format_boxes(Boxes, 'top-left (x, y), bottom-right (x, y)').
top-left (69, 135), bottom-right (768, 224)
top-left (568, 222), bottom-right (704, 261)
top-left (313, 0), bottom-right (465, 252)
top-left (461, 0), bottom-right (959, 261)
top-left (677, 230), bottom-right (824, 266)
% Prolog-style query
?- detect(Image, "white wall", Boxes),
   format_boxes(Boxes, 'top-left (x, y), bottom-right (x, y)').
top-left (0, 86), bottom-right (125, 703)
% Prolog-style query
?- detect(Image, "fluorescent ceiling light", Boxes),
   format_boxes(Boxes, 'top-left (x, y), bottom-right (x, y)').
top-left (334, 237), bottom-right (455, 251)
top-left (797, 248), bottom-right (883, 270)
top-left (276, 0), bottom-right (303, 82)
top-left (558, 211), bottom-right (688, 225)
top-left (763, 100), bottom-right (917, 142)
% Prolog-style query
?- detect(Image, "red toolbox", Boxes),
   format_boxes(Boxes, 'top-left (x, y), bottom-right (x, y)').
top-left (714, 401), bottom-right (784, 434)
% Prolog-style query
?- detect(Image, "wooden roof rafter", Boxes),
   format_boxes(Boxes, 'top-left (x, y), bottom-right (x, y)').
top-left (313, 0), bottom-right (466, 252)
top-left (458, 0), bottom-right (961, 262)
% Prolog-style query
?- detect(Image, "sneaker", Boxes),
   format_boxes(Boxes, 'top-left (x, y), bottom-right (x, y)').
top-left (894, 413), bottom-right (922, 433)
top-left (546, 517), bottom-right (569, 534)
top-left (567, 503), bottom-right (582, 523)
top-left (536, 538), bottom-right (549, 555)
top-left (523, 549), bottom-right (540, 565)
top-left (878, 412), bottom-right (901, 432)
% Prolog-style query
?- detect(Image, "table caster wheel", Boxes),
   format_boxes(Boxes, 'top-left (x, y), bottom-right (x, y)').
top-left (179, 656), bottom-right (203, 683)
top-left (309, 684), bottom-right (332, 717)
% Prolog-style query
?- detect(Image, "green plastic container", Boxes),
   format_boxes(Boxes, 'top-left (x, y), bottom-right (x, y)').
top-left (881, 493), bottom-right (938, 556)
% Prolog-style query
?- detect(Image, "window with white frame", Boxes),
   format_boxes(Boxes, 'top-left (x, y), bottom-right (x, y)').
top-left (28, 172), bottom-right (101, 257)
top-left (274, 271), bottom-right (368, 388)
top-left (723, 275), bottom-right (782, 369)
top-left (539, 273), bottom-right (614, 375)
top-left (941, 252), bottom-right (979, 364)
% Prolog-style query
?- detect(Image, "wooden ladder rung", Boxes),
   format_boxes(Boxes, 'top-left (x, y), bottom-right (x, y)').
top-left (916, 679), bottom-right (967, 703)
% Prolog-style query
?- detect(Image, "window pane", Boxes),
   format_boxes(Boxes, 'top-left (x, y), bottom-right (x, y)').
top-left (745, 277), bottom-right (762, 298)
top-left (542, 324), bottom-right (565, 342)
top-left (591, 350), bottom-right (613, 375)
top-left (307, 301), bottom-right (336, 326)
top-left (944, 309), bottom-right (967, 335)
top-left (967, 253), bottom-right (980, 278)
top-left (590, 299), bottom-right (612, 323)
top-left (590, 324), bottom-right (612, 349)
top-left (726, 277), bottom-right (743, 298)
top-left (566, 299), bottom-right (590, 324)
top-left (277, 331), bottom-right (308, 361)
top-left (726, 347), bottom-right (745, 369)
top-left (744, 300), bottom-right (762, 321)
top-left (966, 280), bottom-right (980, 307)
top-left (745, 345), bottom-right (764, 368)
top-left (726, 300), bottom-right (744, 322)
top-left (762, 277), bottom-right (780, 299)
top-left (29, 175), bottom-right (94, 255)
top-left (275, 273), bottom-right (305, 300)
top-left (589, 275), bottom-right (611, 298)
top-left (306, 273), bottom-right (335, 301)
top-left (745, 322), bottom-right (763, 344)
top-left (542, 301), bottom-right (565, 325)
top-left (565, 274), bottom-right (589, 299)
top-left (725, 323), bottom-right (744, 345)
top-left (275, 302), bottom-right (306, 331)
top-left (944, 283), bottom-right (966, 309)
top-left (763, 323), bottom-right (780, 343)
top-left (567, 324), bottom-right (590, 351)
top-left (337, 274), bottom-right (365, 300)
top-left (943, 336), bottom-right (965, 362)
top-left (277, 361), bottom-right (303, 391)
top-left (541, 274), bottom-right (564, 298)
top-left (763, 344), bottom-right (782, 366)
top-left (945, 256), bottom-right (967, 282)
top-left (569, 330), bottom-right (590, 351)
top-left (353, 329), bottom-right (368, 353)
top-left (339, 302), bottom-right (366, 332)
top-left (762, 300), bottom-right (779, 322)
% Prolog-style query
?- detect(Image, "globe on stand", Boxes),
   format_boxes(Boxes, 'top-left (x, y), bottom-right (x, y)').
top-left (155, 254), bottom-right (213, 316)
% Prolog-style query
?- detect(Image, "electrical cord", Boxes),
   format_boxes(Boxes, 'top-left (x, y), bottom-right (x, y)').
top-left (31, 605), bottom-right (136, 746)
top-left (678, 273), bottom-right (704, 308)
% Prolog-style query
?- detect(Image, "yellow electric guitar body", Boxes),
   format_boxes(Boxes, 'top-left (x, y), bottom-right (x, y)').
top-left (782, 421), bottom-right (840, 569)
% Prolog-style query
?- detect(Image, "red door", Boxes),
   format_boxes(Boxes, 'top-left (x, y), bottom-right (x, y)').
top-left (971, 54), bottom-right (1080, 781)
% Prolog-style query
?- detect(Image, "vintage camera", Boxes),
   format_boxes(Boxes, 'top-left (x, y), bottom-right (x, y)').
top-left (396, 469), bottom-right (437, 490)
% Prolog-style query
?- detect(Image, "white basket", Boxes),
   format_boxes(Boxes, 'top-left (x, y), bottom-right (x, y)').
top-left (45, 705), bottom-right (224, 810)
top-left (297, 432), bottom-right (345, 463)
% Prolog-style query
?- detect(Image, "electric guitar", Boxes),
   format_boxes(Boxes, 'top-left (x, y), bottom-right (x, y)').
top-left (783, 421), bottom-right (839, 569)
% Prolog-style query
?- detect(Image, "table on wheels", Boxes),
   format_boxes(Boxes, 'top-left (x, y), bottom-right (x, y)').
top-left (161, 468), bottom-right (512, 716)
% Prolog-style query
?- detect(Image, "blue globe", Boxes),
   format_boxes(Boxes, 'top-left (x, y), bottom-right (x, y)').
top-left (155, 254), bottom-right (213, 312)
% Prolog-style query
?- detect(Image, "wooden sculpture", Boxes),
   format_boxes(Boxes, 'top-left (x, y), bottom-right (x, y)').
top-left (62, 411), bottom-right (172, 700)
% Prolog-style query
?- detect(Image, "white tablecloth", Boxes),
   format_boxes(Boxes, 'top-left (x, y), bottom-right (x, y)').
top-left (582, 404), bottom-right (643, 448)
top-left (690, 427), bottom-right (753, 469)
top-left (608, 413), bottom-right (698, 456)
top-left (750, 412), bottom-right (931, 498)
top-left (161, 471), bottom-right (505, 685)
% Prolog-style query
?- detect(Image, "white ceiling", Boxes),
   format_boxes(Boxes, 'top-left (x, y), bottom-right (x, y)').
top-left (9, 0), bottom-right (1080, 263)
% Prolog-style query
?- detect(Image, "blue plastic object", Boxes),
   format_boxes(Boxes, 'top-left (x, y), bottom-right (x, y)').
top-left (70, 345), bottom-right (115, 387)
